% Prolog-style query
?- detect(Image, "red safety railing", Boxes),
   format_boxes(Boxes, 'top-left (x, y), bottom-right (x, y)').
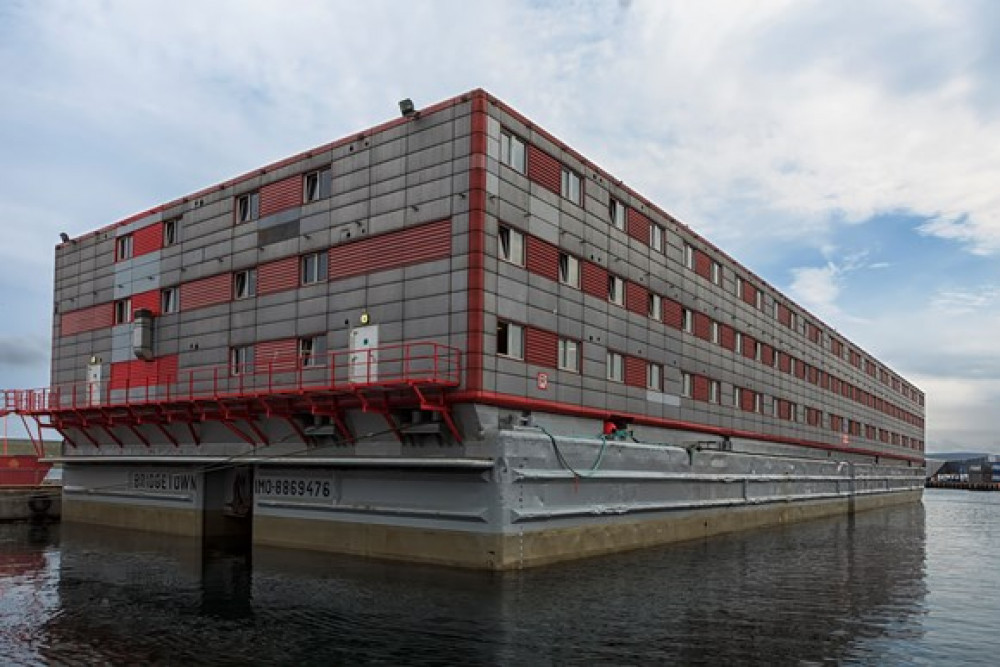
top-left (3, 341), bottom-right (461, 415)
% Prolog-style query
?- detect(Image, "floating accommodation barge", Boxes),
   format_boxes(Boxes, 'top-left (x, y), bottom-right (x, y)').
top-left (4, 89), bottom-right (925, 568)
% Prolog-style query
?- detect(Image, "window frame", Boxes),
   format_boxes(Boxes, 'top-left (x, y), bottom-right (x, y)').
top-left (230, 346), bottom-right (252, 376)
top-left (160, 287), bottom-right (179, 314)
top-left (499, 130), bottom-right (526, 174)
top-left (558, 338), bottom-right (580, 373)
top-left (300, 251), bottom-right (327, 285)
top-left (496, 321), bottom-right (524, 360)
top-left (303, 167), bottom-right (331, 203)
top-left (711, 261), bottom-right (722, 286)
top-left (498, 225), bottom-right (524, 266)
top-left (608, 275), bottom-right (625, 306)
top-left (233, 269), bottom-right (256, 300)
top-left (682, 372), bottom-right (693, 398)
top-left (683, 243), bottom-right (694, 270)
top-left (609, 198), bottom-right (626, 230)
top-left (647, 362), bottom-right (663, 391)
top-left (116, 234), bottom-right (133, 261)
top-left (113, 297), bottom-right (132, 325)
top-left (606, 351), bottom-right (624, 383)
top-left (650, 223), bottom-right (665, 252)
top-left (236, 191), bottom-right (260, 224)
top-left (682, 308), bottom-right (693, 333)
top-left (298, 335), bottom-right (325, 368)
top-left (558, 252), bottom-right (580, 288)
top-left (709, 380), bottom-right (721, 404)
top-left (648, 293), bottom-right (662, 321)
top-left (561, 167), bottom-right (582, 204)
top-left (162, 218), bottom-right (179, 247)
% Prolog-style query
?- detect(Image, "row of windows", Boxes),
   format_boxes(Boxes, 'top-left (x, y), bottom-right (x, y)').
top-left (115, 219), bottom-right (181, 261)
top-left (498, 224), bottom-right (922, 427)
top-left (686, 373), bottom-right (923, 450)
top-left (493, 323), bottom-right (920, 449)
top-left (235, 167), bottom-right (332, 224)
top-left (229, 335), bottom-right (325, 375)
top-left (110, 252), bottom-right (326, 325)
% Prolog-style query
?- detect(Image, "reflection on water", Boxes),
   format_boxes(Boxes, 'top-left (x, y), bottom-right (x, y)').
top-left (2, 493), bottom-right (997, 665)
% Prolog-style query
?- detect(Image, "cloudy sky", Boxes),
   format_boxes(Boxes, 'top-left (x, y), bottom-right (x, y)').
top-left (1, 0), bottom-right (998, 453)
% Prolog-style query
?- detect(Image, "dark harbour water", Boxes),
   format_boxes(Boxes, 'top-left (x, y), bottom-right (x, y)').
top-left (2, 489), bottom-right (998, 666)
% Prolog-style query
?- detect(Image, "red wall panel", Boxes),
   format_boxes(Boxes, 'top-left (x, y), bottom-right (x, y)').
top-left (527, 145), bottom-right (561, 195)
top-left (693, 312), bottom-right (711, 341)
top-left (778, 351), bottom-right (791, 373)
top-left (692, 374), bottom-right (709, 402)
top-left (109, 354), bottom-right (178, 390)
top-left (760, 343), bottom-right (774, 366)
top-left (180, 272), bottom-right (232, 310)
top-left (624, 355), bottom-right (646, 388)
top-left (328, 219), bottom-right (451, 280)
top-left (60, 303), bottom-right (113, 336)
top-left (131, 289), bottom-right (161, 316)
top-left (663, 298), bottom-right (683, 329)
top-left (258, 256), bottom-right (300, 295)
top-left (719, 324), bottom-right (735, 351)
top-left (741, 334), bottom-right (756, 359)
top-left (132, 222), bottom-right (163, 258)
top-left (693, 249), bottom-right (712, 281)
top-left (625, 281), bottom-right (647, 315)
top-left (525, 327), bottom-right (558, 369)
top-left (259, 175), bottom-right (303, 218)
top-left (742, 282), bottom-right (759, 308)
top-left (740, 389), bottom-right (757, 412)
top-left (777, 303), bottom-right (792, 327)
top-left (626, 208), bottom-right (650, 243)
top-left (256, 338), bottom-right (298, 370)
top-left (525, 236), bottom-right (559, 282)
top-left (581, 261), bottom-right (607, 299)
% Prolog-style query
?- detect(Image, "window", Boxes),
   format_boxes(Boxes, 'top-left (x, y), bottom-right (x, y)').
top-left (559, 252), bottom-right (579, 287)
top-left (298, 336), bottom-right (325, 367)
top-left (561, 167), bottom-right (581, 204)
top-left (648, 293), bottom-right (662, 320)
top-left (711, 261), bottom-right (722, 286)
top-left (236, 191), bottom-right (260, 223)
top-left (498, 225), bottom-right (524, 265)
top-left (497, 321), bottom-right (523, 359)
top-left (755, 291), bottom-right (762, 310)
top-left (163, 218), bottom-right (179, 247)
top-left (755, 341), bottom-right (762, 362)
top-left (647, 363), bottom-right (663, 391)
top-left (234, 269), bottom-right (256, 299)
top-left (735, 331), bottom-right (743, 352)
top-left (609, 198), bottom-right (626, 230)
top-left (682, 372), bottom-right (692, 398)
top-left (230, 346), bottom-right (253, 376)
top-left (606, 351), bottom-right (624, 382)
top-left (711, 321), bottom-right (720, 344)
top-left (558, 338), bottom-right (579, 372)
top-left (300, 251), bottom-right (327, 285)
top-left (735, 276), bottom-right (743, 298)
top-left (608, 275), bottom-right (624, 306)
top-left (650, 224), bottom-right (664, 252)
top-left (113, 298), bottom-right (131, 324)
top-left (303, 167), bottom-right (332, 203)
top-left (683, 243), bottom-right (694, 270)
top-left (160, 287), bottom-right (178, 314)
top-left (116, 235), bottom-right (133, 261)
top-left (709, 380), bottom-right (721, 404)
top-left (499, 130), bottom-right (526, 174)
top-left (682, 308), bottom-right (693, 333)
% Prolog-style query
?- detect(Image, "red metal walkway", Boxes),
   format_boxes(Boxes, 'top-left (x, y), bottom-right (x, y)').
top-left (3, 342), bottom-right (463, 448)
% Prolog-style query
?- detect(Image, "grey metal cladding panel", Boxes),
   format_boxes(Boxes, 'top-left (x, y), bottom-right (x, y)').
top-left (403, 272), bottom-right (451, 300)
top-left (256, 301), bottom-right (298, 327)
top-left (330, 201), bottom-right (371, 230)
top-left (372, 167), bottom-right (406, 195)
top-left (403, 294), bottom-right (451, 321)
top-left (403, 314), bottom-right (450, 341)
top-left (371, 190), bottom-right (406, 217)
top-left (404, 197), bottom-right (452, 227)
